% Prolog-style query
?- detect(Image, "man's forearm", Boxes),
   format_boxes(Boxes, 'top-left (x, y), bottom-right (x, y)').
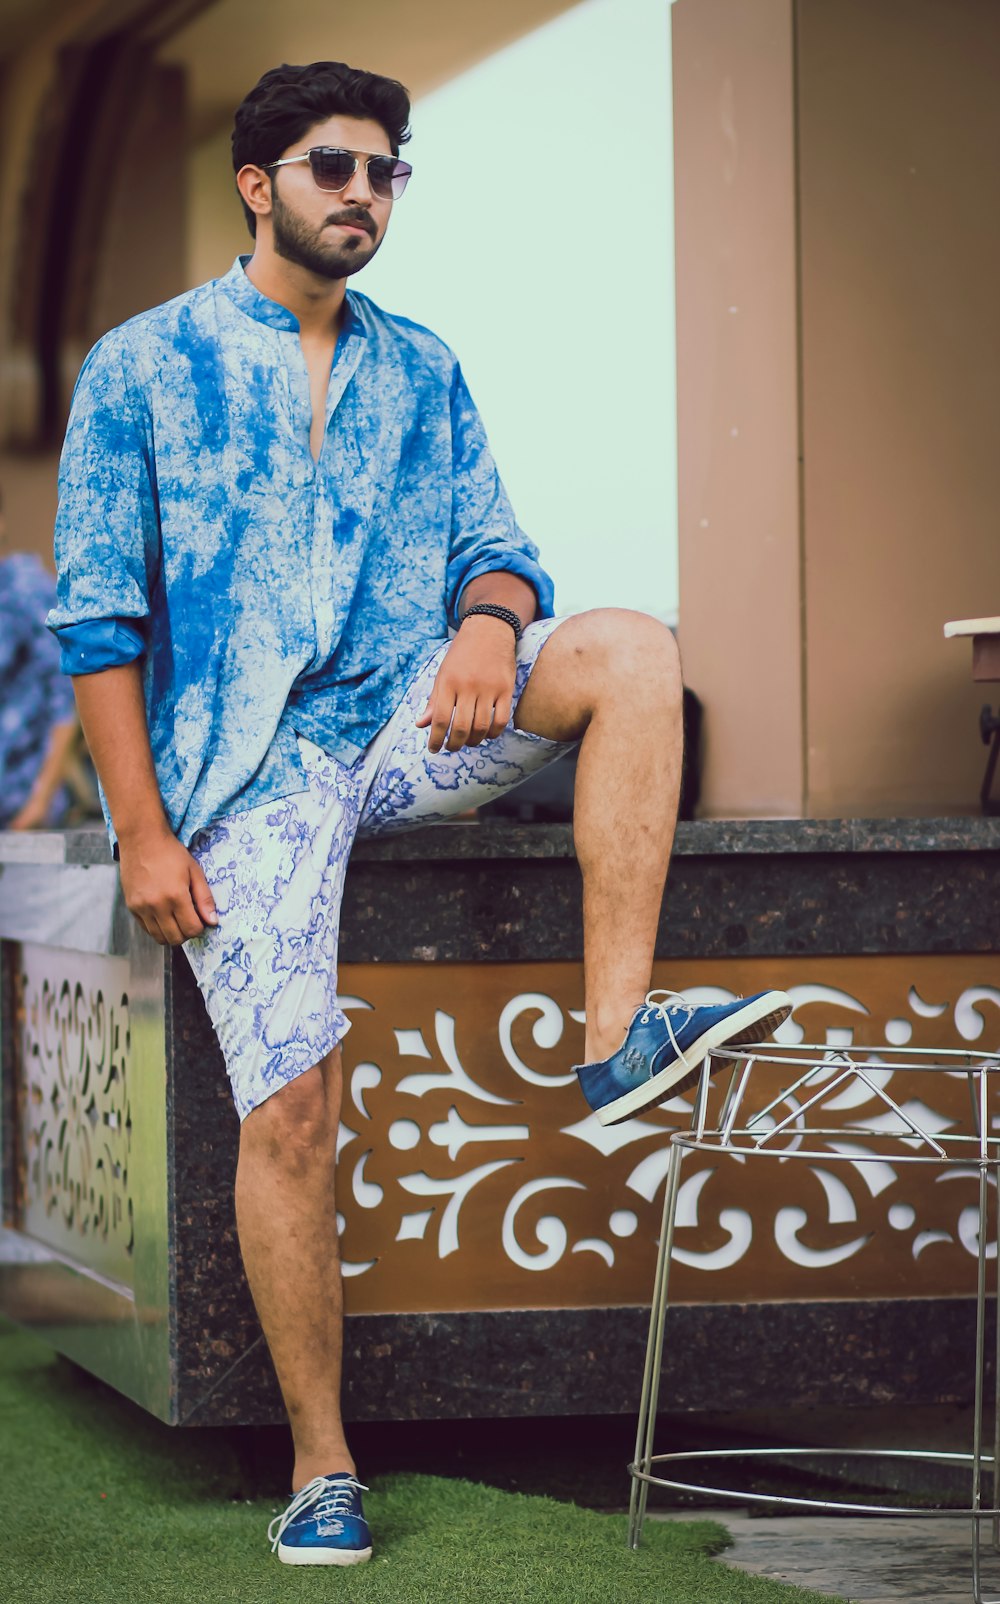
top-left (71, 661), bottom-right (171, 843)
top-left (458, 572), bottom-right (538, 629)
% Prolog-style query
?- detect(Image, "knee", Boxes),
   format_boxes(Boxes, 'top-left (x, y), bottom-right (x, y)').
top-left (241, 1058), bottom-right (341, 1170)
top-left (570, 608), bottom-right (681, 696)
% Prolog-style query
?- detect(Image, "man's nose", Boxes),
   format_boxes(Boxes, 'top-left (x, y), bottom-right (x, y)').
top-left (340, 162), bottom-right (374, 206)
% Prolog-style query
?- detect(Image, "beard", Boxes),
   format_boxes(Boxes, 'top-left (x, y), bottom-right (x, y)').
top-left (270, 184), bottom-right (383, 280)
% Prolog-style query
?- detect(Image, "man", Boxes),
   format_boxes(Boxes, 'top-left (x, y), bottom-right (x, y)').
top-left (48, 61), bottom-right (791, 1567)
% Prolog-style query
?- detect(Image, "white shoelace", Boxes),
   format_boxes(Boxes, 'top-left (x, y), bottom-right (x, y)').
top-left (637, 988), bottom-right (697, 1070)
top-left (268, 1474), bottom-right (369, 1552)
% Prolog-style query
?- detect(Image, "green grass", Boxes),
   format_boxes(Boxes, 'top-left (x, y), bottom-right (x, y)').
top-left (1, 1321), bottom-right (835, 1604)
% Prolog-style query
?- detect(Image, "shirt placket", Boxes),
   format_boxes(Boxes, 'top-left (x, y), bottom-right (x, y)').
top-left (279, 329), bottom-right (330, 672)
top-left (312, 320), bottom-right (367, 668)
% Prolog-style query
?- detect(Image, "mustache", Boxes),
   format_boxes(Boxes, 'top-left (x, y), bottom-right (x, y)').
top-left (326, 208), bottom-right (376, 238)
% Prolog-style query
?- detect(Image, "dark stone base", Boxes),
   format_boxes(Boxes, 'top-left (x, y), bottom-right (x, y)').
top-left (176, 1296), bottom-right (992, 1427)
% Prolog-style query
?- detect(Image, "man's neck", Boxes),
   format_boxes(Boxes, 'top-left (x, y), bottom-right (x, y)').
top-left (244, 249), bottom-right (347, 340)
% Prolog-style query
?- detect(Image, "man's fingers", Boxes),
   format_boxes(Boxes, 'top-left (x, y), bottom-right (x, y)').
top-left (427, 688), bottom-right (513, 751)
top-left (445, 695), bottom-right (476, 752)
top-left (129, 896), bottom-right (203, 946)
top-left (426, 695), bottom-right (455, 753)
top-left (421, 677), bottom-right (450, 752)
top-left (466, 698), bottom-right (496, 747)
top-left (424, 670), bottom-right (517, 753)
top-left (189, 859), bottom-right (219, 928)
top-left (131, 908), bottom-right (168, 947)
top-left (173, 900), bottom-right (209, 943)
top-left (487, 695), bottom-right (513, 738)
top-left (156, 911), bottom-right (188, 947)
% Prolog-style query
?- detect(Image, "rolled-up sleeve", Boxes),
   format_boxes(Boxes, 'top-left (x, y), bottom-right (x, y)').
top-left (54, 617), bottom-right (147, 675)
top-left (46, 330), bottom-right (160, 674)
top-left (444, 365), bottom-right (555, 629)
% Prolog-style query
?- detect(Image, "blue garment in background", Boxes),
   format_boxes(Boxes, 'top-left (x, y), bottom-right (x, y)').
top-left (0, 553), bottom-right (76, 827)
top-left (47, 255), bottom-right (555, 850)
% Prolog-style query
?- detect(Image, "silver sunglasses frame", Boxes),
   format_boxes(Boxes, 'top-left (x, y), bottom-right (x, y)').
top-left (259, 146), bottom-right (412, 199)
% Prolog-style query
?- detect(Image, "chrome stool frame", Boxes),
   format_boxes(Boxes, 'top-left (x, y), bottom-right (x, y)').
top-left (627, 1043), bottom-right (1000, 1604)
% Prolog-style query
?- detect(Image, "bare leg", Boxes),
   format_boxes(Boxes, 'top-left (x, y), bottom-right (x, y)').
top-left (234, 1046), bottom-right (352, 1491)
top-left (514, 609), bottom-right (683, 1064)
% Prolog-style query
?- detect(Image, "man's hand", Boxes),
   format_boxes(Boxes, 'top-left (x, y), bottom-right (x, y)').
top-left (416, 615), bottom-right (518, 754)
top-left (118, 823), bottom-right (219, 947)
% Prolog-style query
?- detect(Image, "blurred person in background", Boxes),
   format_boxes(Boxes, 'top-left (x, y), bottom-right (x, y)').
top-left (0, 487), bottom-right (79, 830)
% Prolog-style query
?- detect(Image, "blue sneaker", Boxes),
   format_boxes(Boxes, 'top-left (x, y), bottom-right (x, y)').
top-left (576, 988), bottom-right (793, 1126)
top-left (268, 1472), bottom-right (372, 1566)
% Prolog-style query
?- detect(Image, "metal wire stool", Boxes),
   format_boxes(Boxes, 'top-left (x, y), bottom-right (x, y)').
top-left (626, 1043), bottom-right (1000, 1604)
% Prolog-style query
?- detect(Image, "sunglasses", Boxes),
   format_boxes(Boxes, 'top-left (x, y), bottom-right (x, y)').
top-left (260, 146), bottom-right (413, 201)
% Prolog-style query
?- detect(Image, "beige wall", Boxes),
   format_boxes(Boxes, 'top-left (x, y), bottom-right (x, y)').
top-left (797, 0), bottom-right (1000, 816)
top-left (187, 128), bottom-right (246, 290)
top-left (673, 0), bottom-right (804, 818)
top-left (675, 0), bottom-right (1000, 818)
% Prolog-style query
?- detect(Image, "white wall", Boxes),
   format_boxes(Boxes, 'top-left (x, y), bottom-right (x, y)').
top-left (360, 0), bottom-right (677, 622)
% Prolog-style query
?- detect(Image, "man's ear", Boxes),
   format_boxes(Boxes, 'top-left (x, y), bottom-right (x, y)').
top-left (236, 163), bottom-right (273, 226)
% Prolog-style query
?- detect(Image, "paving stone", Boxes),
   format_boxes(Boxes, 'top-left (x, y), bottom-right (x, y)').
top-left (649, 1509), bottom-right (1000, 1602)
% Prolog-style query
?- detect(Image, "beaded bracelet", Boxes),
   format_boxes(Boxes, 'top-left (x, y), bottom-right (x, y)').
top-left (460, 602), bottom-right (524, 642)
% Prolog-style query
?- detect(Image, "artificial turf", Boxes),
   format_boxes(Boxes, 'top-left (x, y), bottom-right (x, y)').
top-left (1, 1320), bottom-right (835, 1604)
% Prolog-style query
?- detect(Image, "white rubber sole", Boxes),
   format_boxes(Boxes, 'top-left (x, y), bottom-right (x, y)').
top-left (594, 991), bottom-right (793, 1127)
top-left (277, 1543), bottom-right (373, 1566)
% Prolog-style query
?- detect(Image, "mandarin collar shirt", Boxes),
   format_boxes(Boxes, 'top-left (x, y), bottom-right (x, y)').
top-left (47, 256), bottom-right (554, 850)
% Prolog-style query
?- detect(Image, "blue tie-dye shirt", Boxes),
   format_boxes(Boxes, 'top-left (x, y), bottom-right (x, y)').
top-left (47, 256), bottom-right (554, 850)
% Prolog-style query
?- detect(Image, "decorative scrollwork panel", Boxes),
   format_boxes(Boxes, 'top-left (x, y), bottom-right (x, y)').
top-left (15, 943), bottom-right (135, 1290)
top-left (335, 954), bottom-right (1000, 1313)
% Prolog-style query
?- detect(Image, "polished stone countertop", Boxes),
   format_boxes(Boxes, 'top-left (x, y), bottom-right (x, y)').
top-left (3, 814), bottom-right (1000, 868)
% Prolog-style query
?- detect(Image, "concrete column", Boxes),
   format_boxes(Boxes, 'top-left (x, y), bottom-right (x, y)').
top-left (673, 0), bottom-right (804, 819)
top-left (797, 0), bottom-right (1000, 815)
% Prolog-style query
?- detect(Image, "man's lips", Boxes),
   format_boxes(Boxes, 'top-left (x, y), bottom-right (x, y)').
top-left (329, 219), bottom-right (373, 238)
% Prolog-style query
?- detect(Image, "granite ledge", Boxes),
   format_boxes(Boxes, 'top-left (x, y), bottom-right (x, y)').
top-left (3, 814), bottom-right (1000, 868)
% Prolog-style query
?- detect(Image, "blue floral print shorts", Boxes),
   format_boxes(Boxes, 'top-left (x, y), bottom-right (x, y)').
top-left (183, 618), bottom-right (575, 1120)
